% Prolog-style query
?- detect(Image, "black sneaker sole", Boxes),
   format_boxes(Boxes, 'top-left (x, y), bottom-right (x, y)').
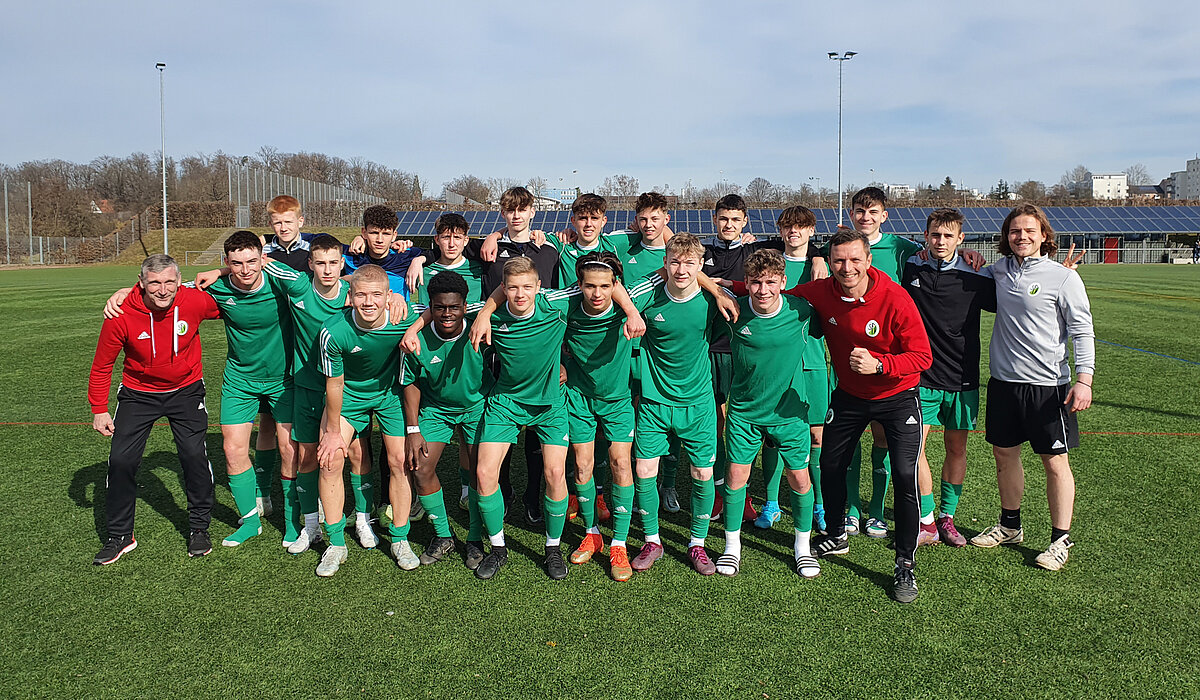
top-left (188, 547), bottom-right (212, 558)
top-left (893, 586), bottom-right (919, 603)
top-left (93, 539), bottom-right (138, 566)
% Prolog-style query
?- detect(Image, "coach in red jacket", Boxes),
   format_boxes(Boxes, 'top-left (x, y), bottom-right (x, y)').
top-left (88, 254), bottom-right (221, 565)
top-left (787, 230), bottom-right (932, 603)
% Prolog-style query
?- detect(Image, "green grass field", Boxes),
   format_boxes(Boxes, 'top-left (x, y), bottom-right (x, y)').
top-left (0, 263), bottom-right (1197, 698)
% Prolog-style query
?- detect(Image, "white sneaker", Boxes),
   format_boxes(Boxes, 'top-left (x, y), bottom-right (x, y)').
top-left (315, 545), bottom-right (348, 577)
top-left (864, 517), bottom-right (889, 538)
top-left (409, 500), bottom-right (426, 522)
top-left (257, 495), bottom-right (273, 518)
top-left (971, 523), bottom-right (1024, 548)
top-left (844, 515), bottom-right (860, 536)
top-left (1035, 536), bottom-right (1073, 571)
top-left (459, 487), bottom-right (469, 511)
top-left (392, 540), bottom-right (419, 570)
top-left (355, 519), bottom-right (378, 549)
top-left (287, 524), bottom-right (324, 555)
top-left (661, 486), bottom-right (681, 513)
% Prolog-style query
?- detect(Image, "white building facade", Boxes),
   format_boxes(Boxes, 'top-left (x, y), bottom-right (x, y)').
top-left (1091, 173), bottom-right (1128, 200)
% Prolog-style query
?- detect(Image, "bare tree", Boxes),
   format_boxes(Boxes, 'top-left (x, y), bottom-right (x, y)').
top-left (484, 177), bottom-right (522, 202)
top-left (1014, 180), bottom-right (1047, 201)
top-left (597, 174), bottom-right (640, 198)
top-left (1059, 164), bottom-right (1092, 198)
top-left (745, 177), bottom-right (774, 205)
top-left (442, 175), bottom-right (490, 204)
top-left (1124, 163), bottom-right (1152, 186)
top-left (526, 176), bottom-right (548, 199)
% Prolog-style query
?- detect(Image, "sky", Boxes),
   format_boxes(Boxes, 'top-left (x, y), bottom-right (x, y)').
top-left (2, 0), bottom-right (1198, 197)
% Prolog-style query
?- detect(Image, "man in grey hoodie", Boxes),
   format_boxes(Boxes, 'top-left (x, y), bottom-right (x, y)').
top-left (970, 204), bottom-right (1094, 571)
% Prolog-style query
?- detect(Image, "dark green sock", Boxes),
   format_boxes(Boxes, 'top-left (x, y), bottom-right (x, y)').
top-left (809, 446), bottom-right (823, 506)
top-left (868, 446), bottom-right (891, 520)
top-left (253, 448), bottom-right (277, 498)
top-left (920, 492), bottom-right (936, 519)
top-left (762, 445), bottom-right (783, 503)
top-left (325, 515), bottom-right (347, 547)
top-left (610, 483), bottom-right (634, 543)
top-left (790, 485), bottom-right (814, 534)
top-left (224, 468), bottom-right (262, 544)
top-left (468, 487), bottom-right (482, 541)
top-left (635, 476), bottom-right (660, 537)
top-left (544, 494), bottom-right (568, 541)
top-left (388, 520), bottom-right (410, 541)
top-left (281, 476), bottom-right (300, 541)
top-left (419, 489), bottom-right (452, 538)
top-left (691, 477), bottom-right (716, 540)
top-left (940, 480), bottom-right (963, 517)
top-left (846, 442), bottom-right (863, 519)
top-left (724, 483), bottom-right (747, 533)
top-left (477, 489), bottom-right (505, 538)
top-left (350, 473), bottom-right (372, 518)
top-left (576, 477), bottom-right (597, 529)
top-left (296, 470), bottom-right (319, 516)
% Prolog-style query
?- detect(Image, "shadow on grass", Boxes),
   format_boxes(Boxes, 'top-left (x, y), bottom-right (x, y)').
top-left (68, 440), bottom-right (238, 544)
top-left (1093, 400), bottom-right (1200, 421)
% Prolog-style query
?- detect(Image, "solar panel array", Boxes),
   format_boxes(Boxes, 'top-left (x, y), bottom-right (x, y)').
top-left (391, 207), bottom-right (1200, 241)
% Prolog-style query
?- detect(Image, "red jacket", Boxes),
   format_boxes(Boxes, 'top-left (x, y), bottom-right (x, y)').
top-left (88, 284), bottom-right (220, 413)
top-left (733, 267), bottom-right (932, 400)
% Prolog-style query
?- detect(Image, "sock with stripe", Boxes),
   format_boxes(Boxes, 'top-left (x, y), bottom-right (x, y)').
top-left (478, 489), bottom-right (506, 539)
top-left (846, 442), bottom-right (863, 519)
top-left (419, 489), bottom-right (452, 538)
top-left (325, 515), bottom-right (347, 547)
top-left (224, 469), bottom-right (262, 545)
top-left (544, 493), bottom-right (569, 546)
top-left (635, 476), bottom-right (660, 537)
top-left (868, 446), bottom-right (891, 520)
top-left (253, 448), bottom-right (277, 500)
top-left (690, 476), bottom-right (716, 541)
top-left (609, 482), bottom-right (634, 545)
top-left (939, 479), bottom-right (963, 517)
top-left (576, 477), bottom-right (597, 530)
top-left (280, 476), bottom-right (300, 542)
top-left (467, 487), bottom-right (483, 542)
top-left (920, 492), bottom-right (936, 525)
top-left (350, 473), bottom-right (373, 520)
top-left (762, 445), bottom-right (783, 504)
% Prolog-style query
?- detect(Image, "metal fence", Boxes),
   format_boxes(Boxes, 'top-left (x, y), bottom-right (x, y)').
top-left (228, 163), bottom-right (385, 227)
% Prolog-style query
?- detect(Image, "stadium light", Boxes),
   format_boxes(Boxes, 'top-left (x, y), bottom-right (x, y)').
top-left (809, 176), bottom-right (821, 206)
top-left (157, 62), bottom-right (167, 255)
top-left (828, 51), bottom-right (856, 226)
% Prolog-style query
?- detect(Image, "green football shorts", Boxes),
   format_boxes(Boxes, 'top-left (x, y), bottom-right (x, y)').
top-left (478, 393), bottom-right (569, 447)
top-left (634, 400), bottom-right (717, 466)
top-left (220, 373), bottom-right (293, 426)
top-left (418, 401), bottom-right (485, 445)
top-left (724, 410), bottom-right (811, 470)
top-left (920, 386), bottom-right (980, 430)
top-left (565, 385), bottom-right (635, 444)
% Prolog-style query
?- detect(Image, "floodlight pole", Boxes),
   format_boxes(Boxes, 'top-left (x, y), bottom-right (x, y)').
top-left (828, 51), bottom-right (856, 226)
top-left (157, 62), bottom-right (168, 255)
top-left (809, 176), bottom-right (821, 207)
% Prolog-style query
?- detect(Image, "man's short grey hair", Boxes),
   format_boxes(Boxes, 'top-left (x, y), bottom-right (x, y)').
top-left (140, 254), bottom-right (180, 279)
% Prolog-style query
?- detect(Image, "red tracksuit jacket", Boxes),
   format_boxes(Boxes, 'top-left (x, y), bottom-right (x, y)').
top-left (88, 285), bottom-right (220, 413)
top-left (733, 267), bottom-right (931, 400)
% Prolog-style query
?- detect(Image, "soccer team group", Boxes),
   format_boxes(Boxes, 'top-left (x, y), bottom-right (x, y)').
top-left (88, 185), bottom-right (1095, 603)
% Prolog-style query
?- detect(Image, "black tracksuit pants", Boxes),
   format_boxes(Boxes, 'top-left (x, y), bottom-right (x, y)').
top-left (107, 380), bottom-right (214, 537)
top-left (820, 387), bottom-right (923, 562)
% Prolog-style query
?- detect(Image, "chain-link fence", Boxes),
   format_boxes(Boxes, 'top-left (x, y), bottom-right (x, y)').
top-left (228, 163), bottom-right (385, 227)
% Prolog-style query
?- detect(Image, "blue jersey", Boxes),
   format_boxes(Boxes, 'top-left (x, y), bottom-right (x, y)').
top-left (342, 246), bottom-right (424, 299)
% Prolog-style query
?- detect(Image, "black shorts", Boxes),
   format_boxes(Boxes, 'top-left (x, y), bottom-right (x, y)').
top-left (985, 379), bottom-right (1078, 455)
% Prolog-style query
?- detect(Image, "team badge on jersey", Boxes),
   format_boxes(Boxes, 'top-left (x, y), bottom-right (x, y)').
top-left (1027, 283), bottom-right (1040, 296)
top-left (175, 320), bottom-right (189, 336)
top-left (865, 320), bottom-right (880, 337)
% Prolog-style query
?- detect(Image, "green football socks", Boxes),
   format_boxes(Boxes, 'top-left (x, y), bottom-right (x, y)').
top-left (325, 515), bottom-right (347, 547)
top-left (253, 447), bottom-right (277, 499)
top-left (280, 476), bottom-right (300, 542)
top-left (478, 489), bottom-right (506, 538)
top-left (762, 445), bottom-right (783, 503)
top-left (419, 489), bottom-right (452, 538)
top-left (920, 492), bottom-right (937, 520)
top-left (388, 519), bottom-right (410, 541)
top-left (576, 477), bottom-right (597, 530)
top-left (809, 446), bottom-right (823, 505)
top-left (296, 470), bottom-right (319, 517)
top-left (224, 469), bottom-right (262, 545)
top-left (544, 494), bottom-right (568, 544)
top-left (467, 487), bottom-right (483, 541)
top-left (940, 480), bottom-right (963, 517)
top-left (724, 483), bottom-right (747, 534)
top-left (690, 477), bottom-right (716, 541)
top-left (790, 484), bottom-right (815, 535)
top-left (609, 483), bottom-right (634, 545)
top-left (635, 476), bottom-right (660, 537)
top-left (350, 472), bottom-right (373, 518)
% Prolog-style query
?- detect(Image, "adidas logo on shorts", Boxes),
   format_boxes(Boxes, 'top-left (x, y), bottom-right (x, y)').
top-left (906, 415), bottom-right (918, 425)
top-left (1052, 439), bottom-right (1065, 449)
top-left (430, 356), bottom-right (442, 364)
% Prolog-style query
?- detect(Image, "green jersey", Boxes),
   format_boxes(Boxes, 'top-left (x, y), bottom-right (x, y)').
top-left (414, 257), bottom-right (487, 305)
top-left (488, 288), bottom-right (579, 406)
top-left (548, 236), bottom-right (618, 288)
top-left (206, 272), bottom-right (293, 381)
top-left (628, 274), bottom-right (718, 407)
top-left (783, 253), bottom-right (828, 370)
top-left (262, 260), bottom-right (349, 390)
top-left (716, 295), bottom-right (817, 424)
top-left (612, 231), bottom-right (668, 285)
top-left (869, 233), bottom-right (921, 283)
top-left (563, 293), bottom-right (651, 402)
top-left (318, 307), bottom-right (418, 399)
top-left (401, 320), bottom-right (490, 412)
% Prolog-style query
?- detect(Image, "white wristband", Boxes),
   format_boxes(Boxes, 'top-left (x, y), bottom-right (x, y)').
top-left (406, 425), bottom-right (421, 435)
